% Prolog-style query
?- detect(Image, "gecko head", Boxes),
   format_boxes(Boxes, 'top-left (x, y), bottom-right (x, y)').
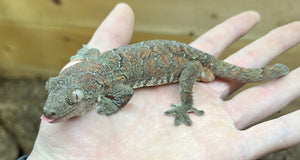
top-left (42, 63), bottom-right (104, 123)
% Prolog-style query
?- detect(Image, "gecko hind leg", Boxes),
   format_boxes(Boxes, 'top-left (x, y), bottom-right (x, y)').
top-left (165, 61), bottom-right (205, 126)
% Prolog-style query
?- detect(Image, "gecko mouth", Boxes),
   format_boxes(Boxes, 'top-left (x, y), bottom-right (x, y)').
top-left (41, 107), bottom-right (80, 123)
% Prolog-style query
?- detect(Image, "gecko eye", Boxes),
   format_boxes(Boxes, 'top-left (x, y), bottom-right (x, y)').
top-left (68, 89), bottom-right (84, 104)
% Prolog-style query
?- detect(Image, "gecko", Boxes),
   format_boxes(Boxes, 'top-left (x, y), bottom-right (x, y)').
top-left (41, 40), bottom-right (289, 126)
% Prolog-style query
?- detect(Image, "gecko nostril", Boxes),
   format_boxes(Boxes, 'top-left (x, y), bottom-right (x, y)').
top-left (43, 110), bottom-right (56, 118)
top-left (50, 112), bottom-right (56, 117)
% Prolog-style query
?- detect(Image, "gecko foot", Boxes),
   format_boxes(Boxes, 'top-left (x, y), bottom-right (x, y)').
top-left (97, 105), bottom-right (120, 116)
top-left (165, 104), bottom-right (204, 126)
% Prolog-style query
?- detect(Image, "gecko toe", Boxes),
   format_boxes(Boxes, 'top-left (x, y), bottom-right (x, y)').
top-left (174, 115), bottom-right (183, 126)
top-left (165, 109), bottom-right (176, 116)
top-left (182, 113), bottom-right (192, 126)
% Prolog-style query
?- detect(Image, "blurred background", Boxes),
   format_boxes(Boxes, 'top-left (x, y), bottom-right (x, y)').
top-left (0, 0), bottom-right (299, 159)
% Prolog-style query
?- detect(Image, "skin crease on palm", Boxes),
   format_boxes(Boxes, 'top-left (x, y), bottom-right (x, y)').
top-left (27, 3), bottom-right (300, 160)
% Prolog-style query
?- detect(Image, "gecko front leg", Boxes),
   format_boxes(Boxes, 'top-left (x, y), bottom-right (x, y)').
top-left (97, 84), bottom-right (134, 115)
top-left (165, 61), bottom-right (205, 126)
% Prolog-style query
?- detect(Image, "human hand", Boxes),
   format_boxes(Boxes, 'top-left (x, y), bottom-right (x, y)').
top-left (28, 3), bottom-right (300, 160)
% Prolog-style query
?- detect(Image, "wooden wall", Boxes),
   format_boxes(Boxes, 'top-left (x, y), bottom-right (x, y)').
top-left (0, 1), bottom-right (299, 158)
top-left (0, 0), bottom-right (299, 78)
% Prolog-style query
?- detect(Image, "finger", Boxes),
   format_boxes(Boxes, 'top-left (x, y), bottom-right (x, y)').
top-left (190, 11), bottom-right (260, 57)
top-left (226, 67), bottom-right (300, 129)
top-left (62, 3), bottom-right (134, 71)
top-left (87, 3), bottom-right (134, 52)
top-left (227, 21), bottom-right (300, 67)
top-left (242, 110), bottom-right (300, 160)
top-left (208, 21), bottom-right (300, 98)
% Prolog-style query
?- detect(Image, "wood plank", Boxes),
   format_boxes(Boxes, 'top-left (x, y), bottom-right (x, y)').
top-left (0, 0), bottom-right (299, 39)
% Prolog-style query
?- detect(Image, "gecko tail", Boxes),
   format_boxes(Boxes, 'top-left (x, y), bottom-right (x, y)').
top-left (213, 61), bottom-right (289, 83)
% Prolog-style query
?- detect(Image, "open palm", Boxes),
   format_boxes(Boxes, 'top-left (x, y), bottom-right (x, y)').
top-left (28, 3), bottom-right (300, 160)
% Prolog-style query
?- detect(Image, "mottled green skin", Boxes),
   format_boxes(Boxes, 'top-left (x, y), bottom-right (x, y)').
top-left (43, 40), bottom-right (289, 126)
